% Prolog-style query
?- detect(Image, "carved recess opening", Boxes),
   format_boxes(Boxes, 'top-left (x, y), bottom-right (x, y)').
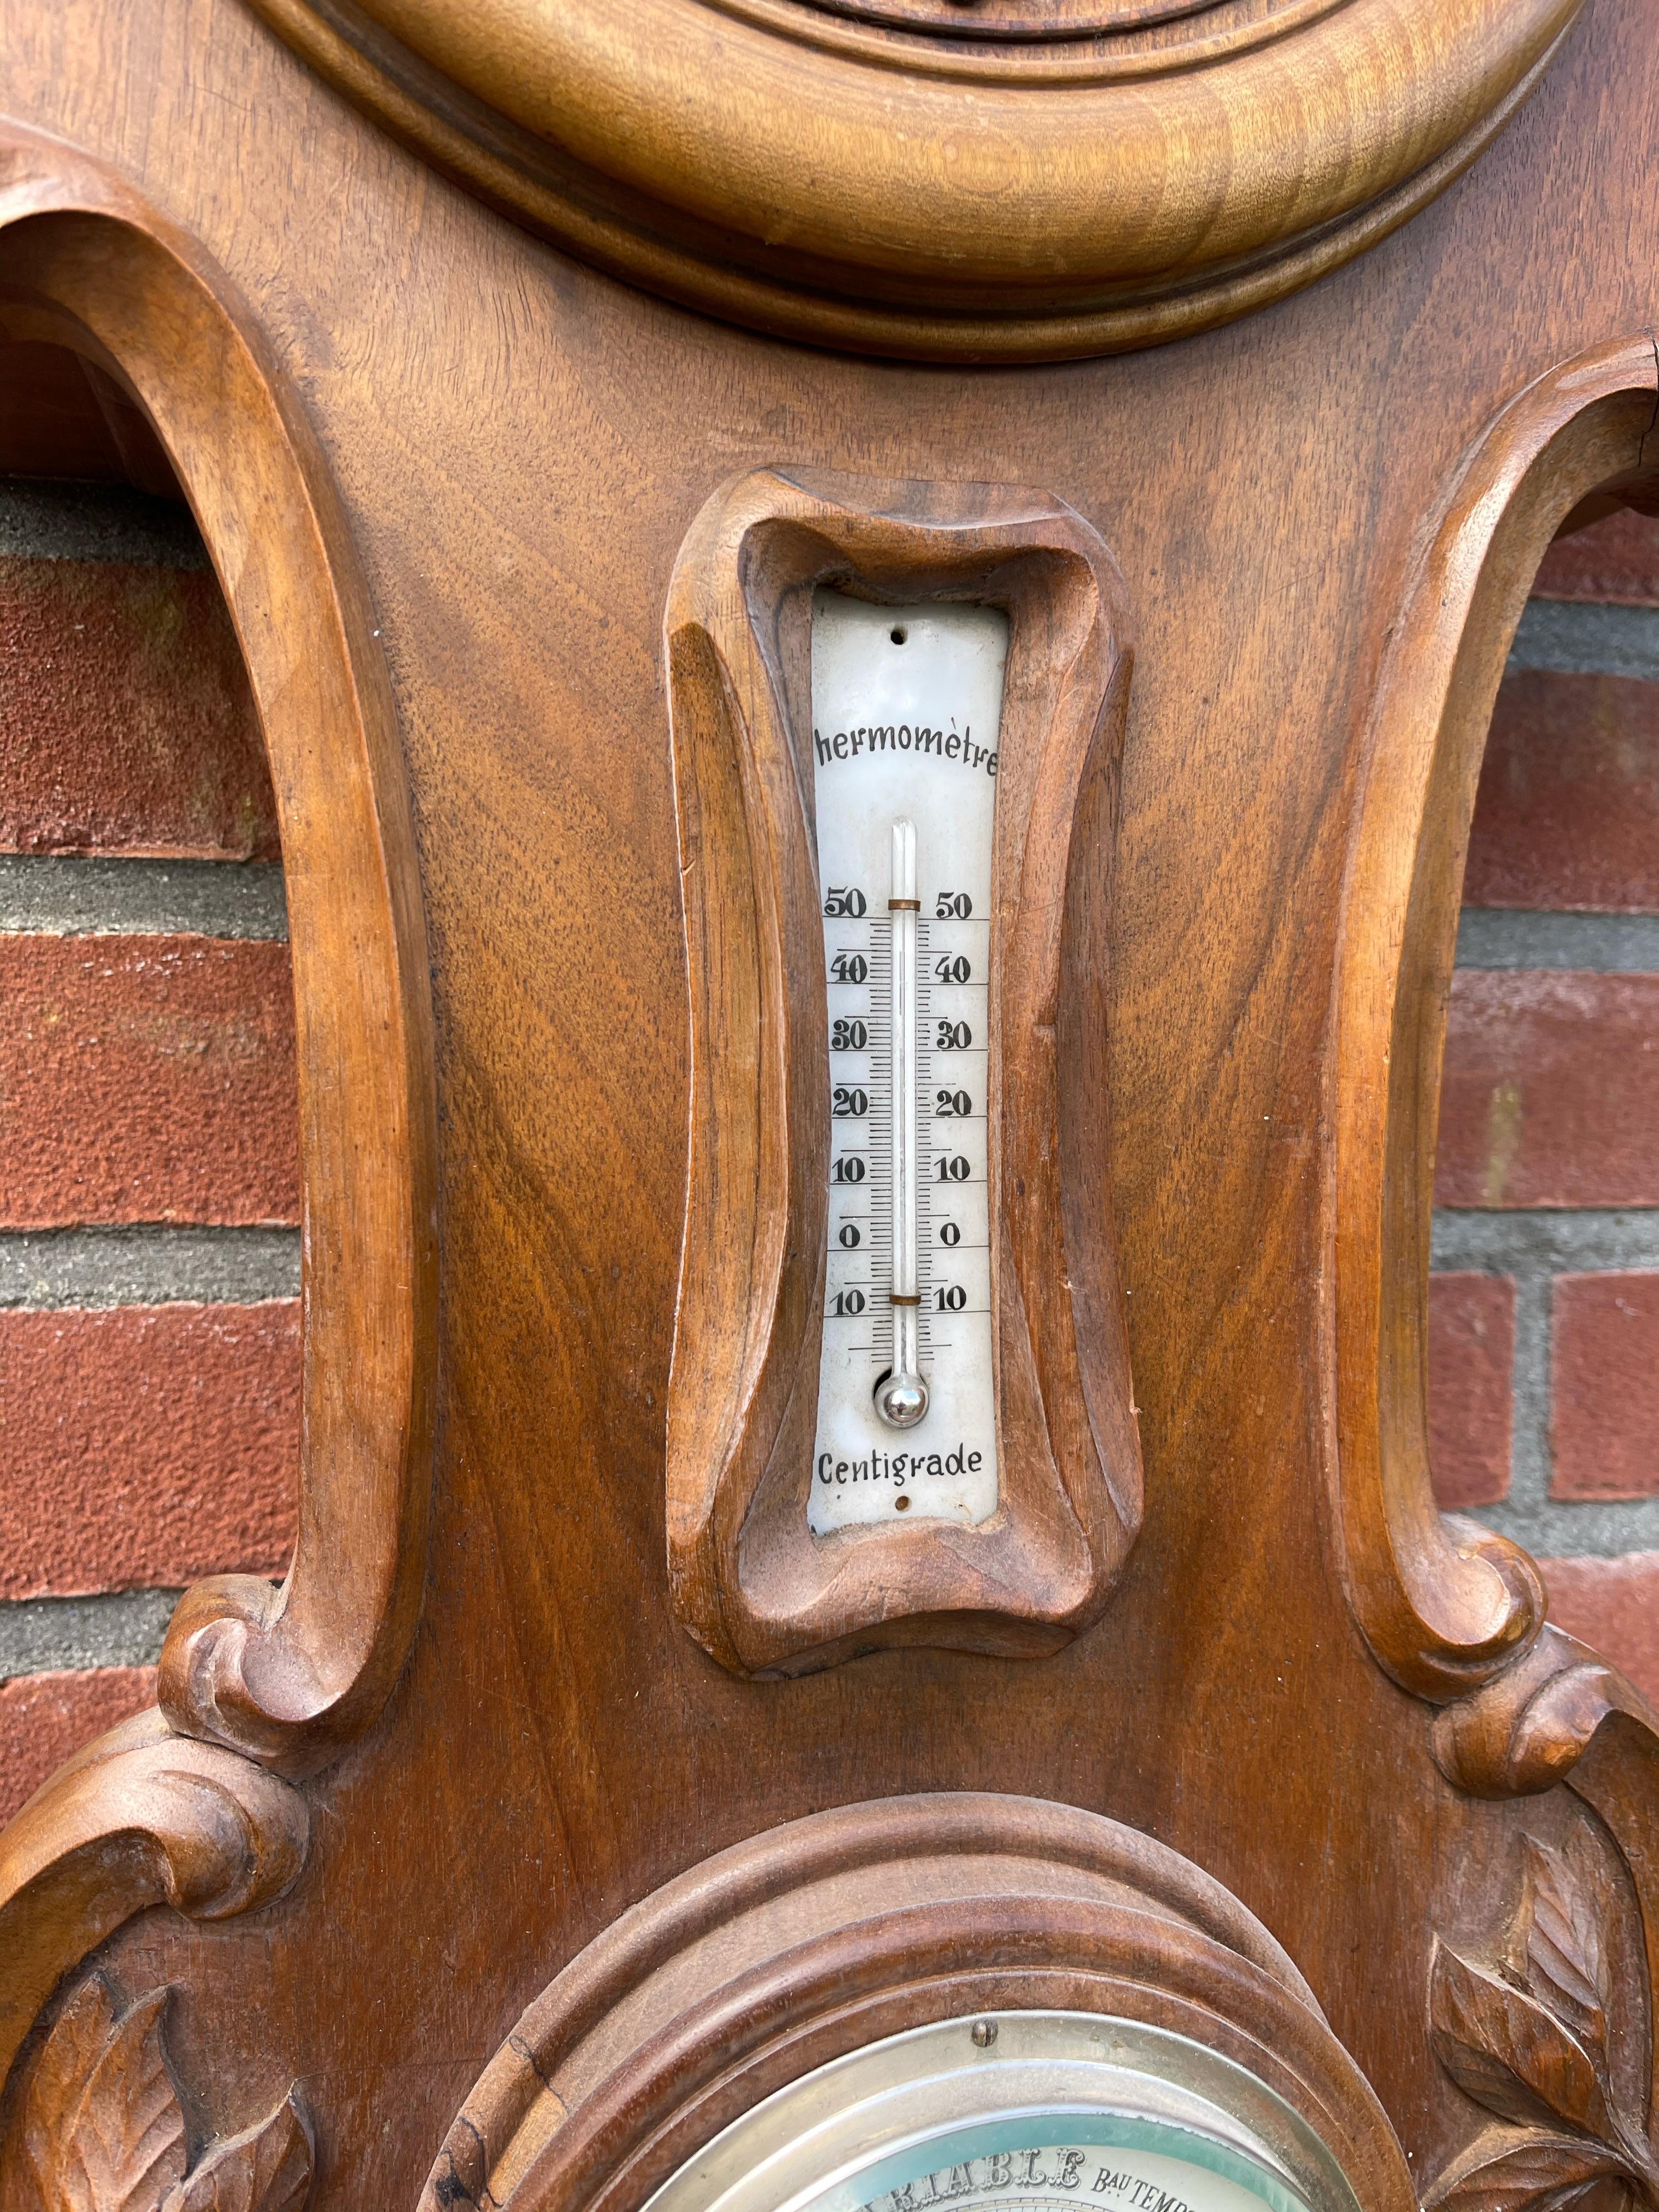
top-left (664, 468), bottom-right (1141, 1677)
top-left (0, 122), bottom-right (437, 1780)
top-left (1333, 338), bottom-right (1659, 1703)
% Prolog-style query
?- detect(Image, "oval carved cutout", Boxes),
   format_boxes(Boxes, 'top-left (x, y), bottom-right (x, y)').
top-left (0, 119), bottom-right (438, 1780)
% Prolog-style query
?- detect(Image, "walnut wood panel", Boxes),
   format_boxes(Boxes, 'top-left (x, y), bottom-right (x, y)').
top-left (0, 127), bottom-right (438, 1781)
top-left (1331, 338), bottom-right (1659, 1703)
top-left (0, 4), bottom-right (1658, 2210)
top-left (242, 0), bottom-right (1580, 359)
top-left (417, 1796), bottom-right (1412, 2212)
top-left (665, 470), bottom-right (1140, 1674)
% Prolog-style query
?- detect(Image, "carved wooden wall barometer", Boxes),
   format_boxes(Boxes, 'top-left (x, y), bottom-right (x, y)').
top-left (4, 5), bottom-right (1659, 2212)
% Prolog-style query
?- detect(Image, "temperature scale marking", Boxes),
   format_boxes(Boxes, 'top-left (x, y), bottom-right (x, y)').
top-left (809, 591), bottom-right (1006, 1533)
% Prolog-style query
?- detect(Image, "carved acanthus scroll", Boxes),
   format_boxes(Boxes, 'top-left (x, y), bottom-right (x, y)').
top-left (1428, 1823), bottom-right (1659, 2212)
top-left (19, 1972), bottom-right (311, 2212)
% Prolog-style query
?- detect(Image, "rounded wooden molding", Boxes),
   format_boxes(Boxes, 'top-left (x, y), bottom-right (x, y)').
top-left (419, 1795), bottom-right (1414, 2212)
top-left (245, 0), bottom-right (1583, 362)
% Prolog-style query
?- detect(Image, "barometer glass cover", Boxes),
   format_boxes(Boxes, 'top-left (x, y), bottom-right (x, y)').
top-left (637, 2016), bottom-right (1352, 2212)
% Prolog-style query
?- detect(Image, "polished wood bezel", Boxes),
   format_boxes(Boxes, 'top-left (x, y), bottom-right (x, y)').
top-left (417, 1795), bottom-right (1416, 2212)
top-left (242, 0), bottom-right (1583, 361)
top-left (664, 469), bottom-right (1141, 1677)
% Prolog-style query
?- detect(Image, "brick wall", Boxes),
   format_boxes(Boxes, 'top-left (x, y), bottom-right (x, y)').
top-left (0, 481), bottom-right (300, 1823)
top-left (1430, 506), bottom-right (1659, 1700)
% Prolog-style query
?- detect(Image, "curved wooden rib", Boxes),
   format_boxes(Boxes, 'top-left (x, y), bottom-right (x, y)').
top-left (243, 0), bottom-right (1579, 363)
top-left (0, 1709), bottom-right (308, 2095)
top-left (1331, 337), bottom-right (1659, 1702)
top-left (0, 121), bottom-right (438, 1776)
top-left (665, 469), bottom-right (1142, 1676)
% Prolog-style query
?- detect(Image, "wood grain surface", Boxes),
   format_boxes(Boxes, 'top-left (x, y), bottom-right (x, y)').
top-left (0, 1), bottom-right (1657, 2207)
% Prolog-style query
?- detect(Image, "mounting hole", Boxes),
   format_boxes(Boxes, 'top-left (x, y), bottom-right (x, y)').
top-left (895, 1493), bottom-right (912, 1511)
top-left (890, 625), bottom-right (908, 646)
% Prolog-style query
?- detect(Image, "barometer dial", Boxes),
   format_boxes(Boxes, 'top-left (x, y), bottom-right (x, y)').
top-left (833, 2127), bottom-right (1304, 2212)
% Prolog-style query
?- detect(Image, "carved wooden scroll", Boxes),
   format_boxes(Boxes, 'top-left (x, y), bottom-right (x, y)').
top-left (0, 1711), bottom-right (307, 2096)
top-left (1426, 1624), bottom-right (1659, 2212)
top-left (1432, 1626), bottom-right (1659, 2176)
top-left (417, 1794), bottom-right (1415, 2212)
top-left (1332, 336), bottom-right (1659, 1703)
top-left (245, 0), bottom-right (1581, 360)
top-left (664, 468), bottom-right (1141, 1677)
top-left (0, 119), bottom-right (438, 1779)
top-left (1425, 1813), bottom-right (1659, 2212)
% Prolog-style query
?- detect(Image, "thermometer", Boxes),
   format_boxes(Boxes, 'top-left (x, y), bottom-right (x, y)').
top-left (809, 591), bottom-right (1007, 1533)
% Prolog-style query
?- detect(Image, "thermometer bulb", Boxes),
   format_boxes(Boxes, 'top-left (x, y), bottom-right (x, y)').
top-left (876, 818), bottom-right (929, 1432)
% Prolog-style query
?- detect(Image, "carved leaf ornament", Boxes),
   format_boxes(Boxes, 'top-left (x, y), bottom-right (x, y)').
top-left (1429, 1831), bottom-right (1659, 2212)
top-left (22, 1974), bottom-right (311, 2212)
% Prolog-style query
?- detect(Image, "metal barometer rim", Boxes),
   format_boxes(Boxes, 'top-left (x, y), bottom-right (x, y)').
top-left (640, 2012), bottom-right (1364, 2212)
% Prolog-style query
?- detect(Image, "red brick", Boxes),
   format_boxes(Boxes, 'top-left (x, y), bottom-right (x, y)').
top-left (1541, 1554), bottom-right (1659, 1706)
top-left (1426, 1273), bottom-right (1514, 1507)
top-left (0, 1302), bottom-right (299, 1599)
top-left (0, 934), bottom-right (298, 1227)
top-left (1465, 672), bottom-right (1659, 911)
top-left (1550, 1273), bottom-right (1659, 1499)
top-left (1533, 507), bottom-right (1659, 606)
top-left (0, 1667), bottom-right (156, 1826)
top-left (0, 559), bottom-right (278, 858)
top-left (1435, 970), bottom-right (1659, 1207)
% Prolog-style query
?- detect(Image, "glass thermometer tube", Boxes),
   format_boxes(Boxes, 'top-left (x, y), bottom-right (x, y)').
top-left (876, 820), bottom-right (927, 1429)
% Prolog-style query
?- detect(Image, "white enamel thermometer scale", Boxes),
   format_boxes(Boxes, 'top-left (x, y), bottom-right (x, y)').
top-left (808, 590), bottom-right (1009, 1534)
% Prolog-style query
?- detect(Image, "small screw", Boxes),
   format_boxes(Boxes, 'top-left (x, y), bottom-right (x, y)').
top-left (971, 2020), bottom-right (997, 2047)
